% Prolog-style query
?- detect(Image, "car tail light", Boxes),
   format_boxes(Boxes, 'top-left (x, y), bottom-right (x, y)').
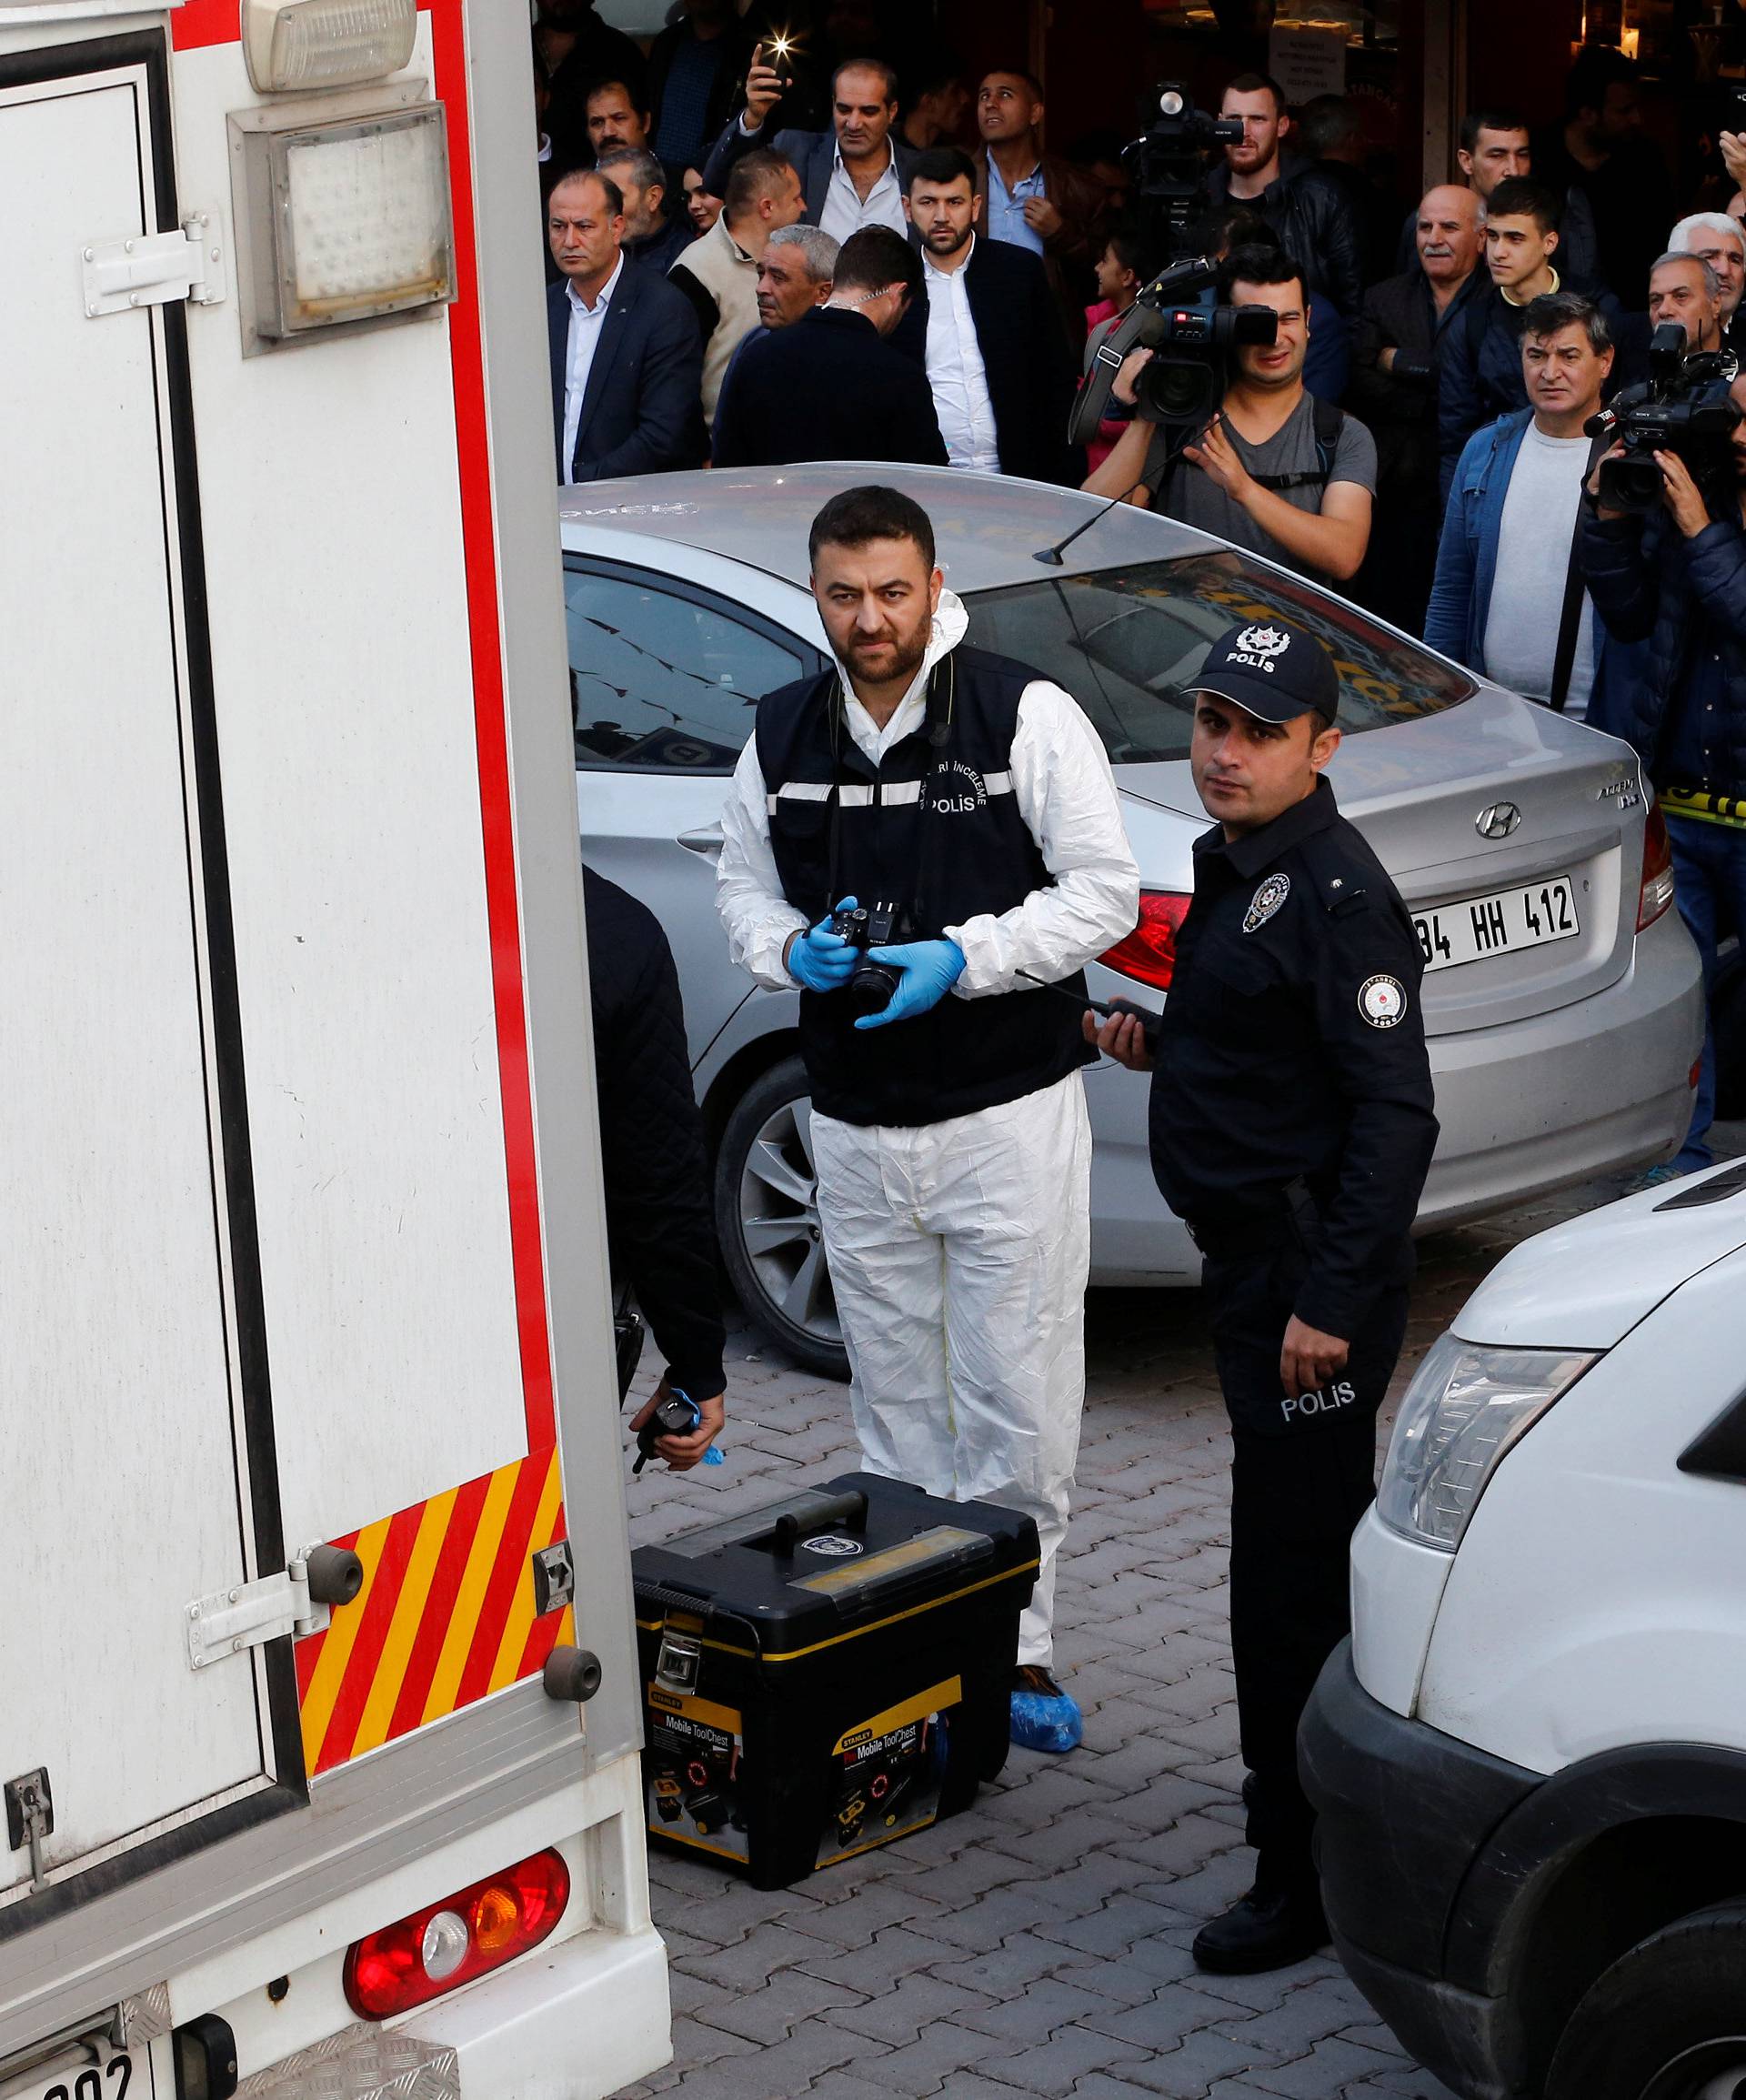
top-left (1638, 800), bottom-right (1676, 931)
top-left (1099, 890), bottom-right (1191, 990)
top-left (344, 1849), bottom-right (570, 2019)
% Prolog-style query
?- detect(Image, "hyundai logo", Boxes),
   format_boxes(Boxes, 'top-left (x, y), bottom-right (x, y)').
top-left (1476, 802), bottom-right (1521, 839)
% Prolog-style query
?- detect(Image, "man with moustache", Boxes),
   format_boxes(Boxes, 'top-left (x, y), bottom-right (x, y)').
top-left (902, 146), bottom-right (1076, 484)
top-left (717, 485), bottom-right (1139, 1753)
top-left (1348, 184), bottom-right (1482, 630)
top-left (702, 55), bottom-right (916, 241)
top-left (1428, 293), bottom-right (1617, 720)
top-left (1088, 619), bottom-right (1435, 1971)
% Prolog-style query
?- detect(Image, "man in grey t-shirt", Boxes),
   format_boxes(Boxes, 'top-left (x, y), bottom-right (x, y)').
top-left (1086, 246), bottom-right (1377, 588)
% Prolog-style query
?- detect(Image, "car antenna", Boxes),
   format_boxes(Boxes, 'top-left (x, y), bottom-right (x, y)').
top-left (1032, 428), bottom-right (1200, 567)
top-left (1033, 482), bottom-right (1146, 567)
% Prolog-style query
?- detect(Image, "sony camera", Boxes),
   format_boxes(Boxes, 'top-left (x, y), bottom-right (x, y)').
top-left (828, 899), bottom-right (917, 1018)
top-left (1068, 254), bottom-right (1279, 446)
top-left (1585, 321), bottom-right (1741, 517)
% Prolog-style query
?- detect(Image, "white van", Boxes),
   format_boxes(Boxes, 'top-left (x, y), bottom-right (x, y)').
top-left (1302, 1156), bottom-right (1746, 2100)
top-left (0, 0), bottom-right (667, 2094)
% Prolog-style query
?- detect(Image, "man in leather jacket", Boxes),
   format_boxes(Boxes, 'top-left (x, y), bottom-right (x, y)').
top-left (1203, 72), bottom-right (1364, 318)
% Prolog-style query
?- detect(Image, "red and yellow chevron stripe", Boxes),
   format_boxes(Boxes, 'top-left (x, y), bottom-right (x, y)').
top-left (295, 1448), bottom-right (573, 1777)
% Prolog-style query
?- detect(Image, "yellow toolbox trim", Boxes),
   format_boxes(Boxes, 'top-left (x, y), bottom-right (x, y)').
top-left (634, 1558), bottom-right (1039, 1663)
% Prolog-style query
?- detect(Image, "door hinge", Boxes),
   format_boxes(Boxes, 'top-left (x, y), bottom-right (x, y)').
top-left (186, 1552), bottom-right (332, 1671)
top-left (5, 1769), bottom-right (54, 1894)
top-left (82, 214), bottom-right (226, 317)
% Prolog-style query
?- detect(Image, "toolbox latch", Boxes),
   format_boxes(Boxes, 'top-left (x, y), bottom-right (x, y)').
top-left (656, 1631), bottom-right (702, 1695)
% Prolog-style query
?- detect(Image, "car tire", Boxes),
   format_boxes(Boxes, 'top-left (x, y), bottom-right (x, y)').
top-left (1544, 1898), bottom-right (1746, 2100)
top-left (1712, 943), bottom-right (1745, 1122)
top-left (715, 1054), bottom-right (849, 1381)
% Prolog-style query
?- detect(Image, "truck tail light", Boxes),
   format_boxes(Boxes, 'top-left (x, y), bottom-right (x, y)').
top-left (343, 1849), bottom-right (570, 2019)
top-left (1099, 890), bottom-right (1191, 991)
top-left (1638, 800), bottom-right (1676, 931)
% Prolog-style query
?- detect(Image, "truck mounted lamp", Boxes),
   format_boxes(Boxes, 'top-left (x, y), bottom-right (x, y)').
top-left (240, 103), bottom-right (455, 342)
top-left (244, 0), bottom-right (417, 95)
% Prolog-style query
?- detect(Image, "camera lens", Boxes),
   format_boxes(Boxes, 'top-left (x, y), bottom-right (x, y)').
top-left (846, 960), bottom-right (900, 1017)
top-left (1139, 356), bottom-right (1217, 424)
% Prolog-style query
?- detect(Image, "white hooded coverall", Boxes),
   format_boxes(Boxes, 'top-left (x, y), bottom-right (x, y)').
top-left (717, 593), bottom-right (1139, 1664)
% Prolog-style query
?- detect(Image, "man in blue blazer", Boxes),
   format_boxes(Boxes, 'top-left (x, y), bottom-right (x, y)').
top-left (547, 168), bottom-right (707, 483)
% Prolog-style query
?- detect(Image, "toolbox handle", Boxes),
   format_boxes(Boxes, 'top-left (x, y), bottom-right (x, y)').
top-left (772, 1490), bottom-right (868, 1557)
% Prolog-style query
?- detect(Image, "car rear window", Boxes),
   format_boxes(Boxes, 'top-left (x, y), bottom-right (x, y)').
top-left (963, 550), bottom-right (1476, 766)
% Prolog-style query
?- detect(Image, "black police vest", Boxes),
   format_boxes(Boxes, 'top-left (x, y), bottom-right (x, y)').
top-left (756, 644), bottom-right (1094, 1129)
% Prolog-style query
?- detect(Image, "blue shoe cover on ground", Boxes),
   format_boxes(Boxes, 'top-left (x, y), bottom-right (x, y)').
top-left (1009, 1683), bottom-right (1082, 1753)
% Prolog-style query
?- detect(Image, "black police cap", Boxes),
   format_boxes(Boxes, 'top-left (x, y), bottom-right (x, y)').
top-left (1189, 618), bottom-right (1340, 725)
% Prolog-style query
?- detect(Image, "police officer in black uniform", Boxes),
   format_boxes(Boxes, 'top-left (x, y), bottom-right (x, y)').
top-left (1089, 618), bottom-right (1437, 1974)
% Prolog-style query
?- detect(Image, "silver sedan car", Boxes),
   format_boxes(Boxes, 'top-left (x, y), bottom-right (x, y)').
top-left (561, 465), bottom-right (1703, 1375)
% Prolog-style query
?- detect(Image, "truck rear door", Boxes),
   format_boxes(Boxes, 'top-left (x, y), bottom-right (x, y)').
top-left (0, 36), bottom-right (290, 1911)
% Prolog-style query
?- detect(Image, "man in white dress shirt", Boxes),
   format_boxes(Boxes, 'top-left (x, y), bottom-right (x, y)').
top-left (904, 146), bottom-right (1078, 484)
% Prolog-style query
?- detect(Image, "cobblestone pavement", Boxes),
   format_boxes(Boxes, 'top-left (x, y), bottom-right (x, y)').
top-left (612, 1139), bottom-right (1740, 2100)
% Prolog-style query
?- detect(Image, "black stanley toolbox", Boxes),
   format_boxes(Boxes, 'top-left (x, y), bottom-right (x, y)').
top-left (631, 1472), bottom-right (1039, 1888)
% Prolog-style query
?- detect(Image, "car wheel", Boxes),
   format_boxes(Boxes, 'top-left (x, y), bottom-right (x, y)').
top-left (1711, 943), bottom-right (1745, 1122)
top-left (715, 1055), bottom-right (849, 1380)
top-left (1545, 1899), bottom-right (1746, 2100)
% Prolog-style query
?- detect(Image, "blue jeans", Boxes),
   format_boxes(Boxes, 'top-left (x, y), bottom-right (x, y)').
top-left (1667, 813), bottom-right (1746, 1169)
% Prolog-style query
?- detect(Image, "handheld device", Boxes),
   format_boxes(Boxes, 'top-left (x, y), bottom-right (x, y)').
top-left (633, 1387), bottom-right (725, 1473)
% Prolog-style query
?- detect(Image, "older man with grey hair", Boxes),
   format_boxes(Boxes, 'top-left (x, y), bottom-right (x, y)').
top-left (756, 224), bottom-right (838, 330)
top-left (1671, 211), bottom-right (1746, 350)
top-left (1648, 248), bottom-right (1724, 356)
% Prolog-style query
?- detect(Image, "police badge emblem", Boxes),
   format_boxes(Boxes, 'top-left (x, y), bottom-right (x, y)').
top-left (1242, 873), bottom-right (1290, 933)
top-left (1358, 974), bottom-right (1407, 1027)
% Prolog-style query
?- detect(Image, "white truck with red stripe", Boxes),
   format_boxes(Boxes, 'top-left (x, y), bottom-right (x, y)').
top-left (0, 0), bottom-right (667, 2094)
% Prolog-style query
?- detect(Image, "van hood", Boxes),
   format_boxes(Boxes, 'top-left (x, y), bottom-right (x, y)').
top-left (1450, 1161), bottom-right (1746, 1351)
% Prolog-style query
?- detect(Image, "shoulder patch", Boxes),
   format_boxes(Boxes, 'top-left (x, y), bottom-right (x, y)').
top-left (1358, 974), bottom-right (1408, 1028)
top-left (1243, 873), bottom-right (1290, 933)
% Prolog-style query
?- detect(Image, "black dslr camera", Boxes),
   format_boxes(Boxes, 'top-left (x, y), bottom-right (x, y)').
top-left (828, 900), bottom-right (917, 1019)
top-left (1586, 321), bottom-right (1741, 517)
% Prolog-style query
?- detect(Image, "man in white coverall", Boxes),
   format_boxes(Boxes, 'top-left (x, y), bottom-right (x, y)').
top-left (717, 484), bottom-right (1139, 1751)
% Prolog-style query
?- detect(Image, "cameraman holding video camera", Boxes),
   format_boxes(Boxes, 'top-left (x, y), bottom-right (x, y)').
top-left (1083, 245), bottom-right (1376, 586)
top-left (1580, 317), bottom-right (1746, 1178)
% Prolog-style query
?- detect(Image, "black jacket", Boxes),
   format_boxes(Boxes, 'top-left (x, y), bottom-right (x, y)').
top-left (938, 236), bottom-right (1078, 485)
top-left (547, 266), bottom-right (707, 482)
top-left (646, 19), bottom-right (750, 176)
top-left (1206, 154), bottom-right (1363, 318)
top-left (710, 305), bottom-right (948, 469)
top-left (583, 867), bottom-right (726, 1400)
top-left (1149, 778), bottom-right (1437, 1340)
top-left (1580, 504), bottom-right (1746, 793)
top-left (1347, 266), bottom-right (1480, 506)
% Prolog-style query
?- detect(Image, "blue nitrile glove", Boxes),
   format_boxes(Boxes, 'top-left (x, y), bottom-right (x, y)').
top-left (787, 896), bottom-right (860, 993)
top-left (854, 939), bottom-right (966, 1030)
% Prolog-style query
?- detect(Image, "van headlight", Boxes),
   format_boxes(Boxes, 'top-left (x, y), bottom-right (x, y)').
top-left (1377, 1333), bottom-right (1600, 1552)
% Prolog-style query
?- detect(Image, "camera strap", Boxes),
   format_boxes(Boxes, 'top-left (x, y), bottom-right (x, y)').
top-left (1248, 398), bottom-right (1346, 493)
top-left (1547, 432), bottom-right (1611, 713)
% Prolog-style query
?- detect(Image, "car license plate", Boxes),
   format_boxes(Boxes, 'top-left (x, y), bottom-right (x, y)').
top-left (3, 2052), bottom-right (148, 2100)
top-left (1413, 875), bottom-right (1579, 974)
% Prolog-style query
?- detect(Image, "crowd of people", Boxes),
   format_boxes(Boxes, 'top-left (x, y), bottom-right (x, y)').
top-left (538, 11), bottom-right (1745, 1186)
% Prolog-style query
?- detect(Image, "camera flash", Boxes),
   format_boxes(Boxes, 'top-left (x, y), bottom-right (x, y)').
top-left (1159, 89), bottom-right (1185, 116)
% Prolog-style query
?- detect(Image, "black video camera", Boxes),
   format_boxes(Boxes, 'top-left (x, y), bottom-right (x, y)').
top-left (1123, 83), bottom-right (1241, 225)
top-left (1585, 321), bottom-right (1741, 517)
top-left (828, 899), bottom-right (918, 1019)
top-left (1067, 255), bottom-right (1279, 447)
